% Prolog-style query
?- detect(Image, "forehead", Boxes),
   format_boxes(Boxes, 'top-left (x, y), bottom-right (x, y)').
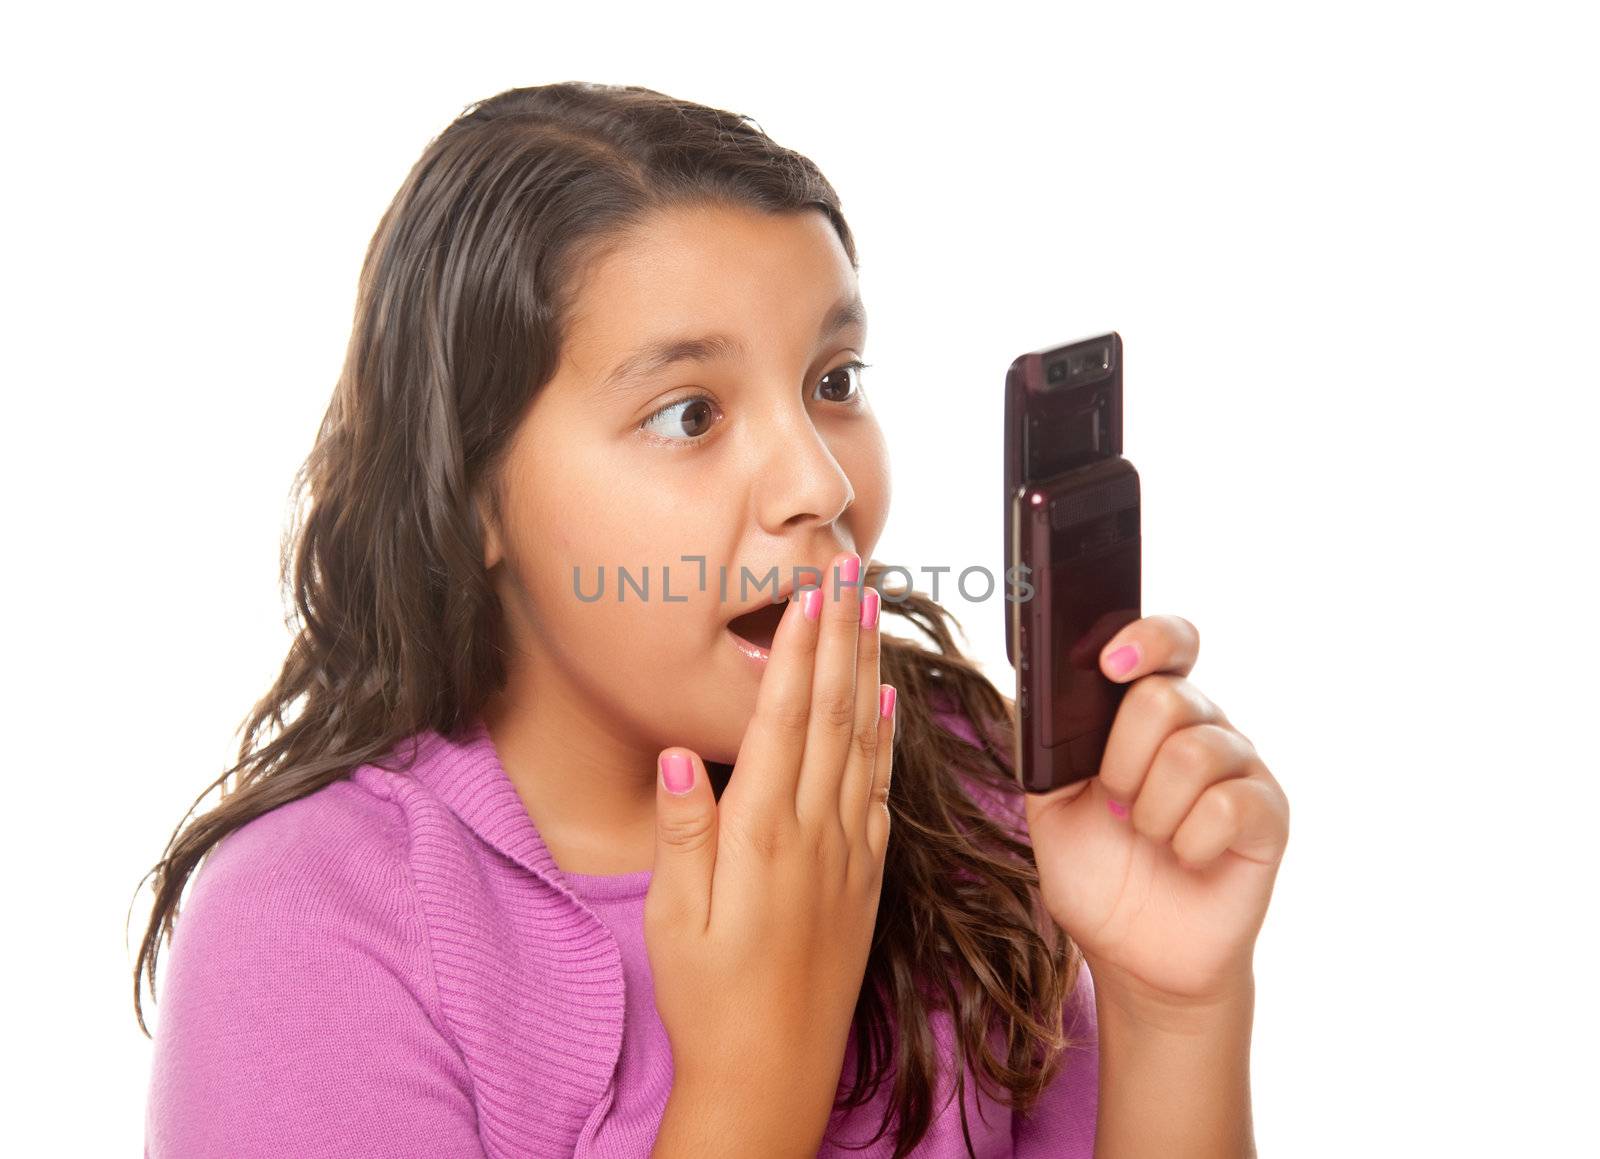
top-left (562, 203), bottom-right (859, 354)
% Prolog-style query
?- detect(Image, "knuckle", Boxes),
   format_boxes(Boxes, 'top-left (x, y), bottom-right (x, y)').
top-left (1202, 783), bottom-right (1240, 828)
top-left (1128, 673), bottom-right (1183, 720)
top-left (734, 813), bottom-right (788, 860)
top-left (763, 697), bottom-right (813, 738)
top-left (657, 811), bottom-right (716, 852)
top-left (1166, 724), bottom-right (1224, 776)
top-left (1183, 616), bottom-right (1200, 650)
top-left (1133, 674), bottom-right (1218, 726)
top-left (870, 779), bottom-right (892, 811)
top-left (1130, 801), bottom-right (1163, 841)
top-left (1224, 726), bottom-right (1260, 767)
top-left (851, 719), bottom-right (879, 765)
top-left (1170, 830), bottom-right (1205, 867)
top-left (817, 687), bottom-right (857, 731)
top-left (870, 764), bottom-right (894, 811)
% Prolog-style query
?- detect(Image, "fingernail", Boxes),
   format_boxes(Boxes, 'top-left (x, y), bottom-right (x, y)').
top-left (839, 553), bottom-right (860, 586)
top-left (803, 587), bottom-right (823, 620)
top-left (660, 752), bottom-right (694, 794)
top-left (1104, 643), bottom-right (1140, 679)
top-left (879, 684), bottom-right (896, 719)
top-left (1107, 798), bottom-right (1128, 818)
top-left (860, 587), bottom-right (880, 629)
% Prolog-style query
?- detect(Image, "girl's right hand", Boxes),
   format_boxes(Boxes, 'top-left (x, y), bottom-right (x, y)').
top-left (644, 549), bottom-right (896, 1150)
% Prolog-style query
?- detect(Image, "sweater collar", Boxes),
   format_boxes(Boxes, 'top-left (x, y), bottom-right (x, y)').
top-left (385, 714), bottom-right (565, 884)
top-left (373, 715), bottom-right (630, 1145)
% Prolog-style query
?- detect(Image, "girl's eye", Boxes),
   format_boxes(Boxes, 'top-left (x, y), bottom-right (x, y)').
top-left (639, 396), bottom-right (720, 443)
top-left (638, 359), bottom-right (872, 445)
top-left (814, 359), bottom-right (871, 405)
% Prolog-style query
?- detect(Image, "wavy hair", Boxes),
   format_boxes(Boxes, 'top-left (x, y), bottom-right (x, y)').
top-left (129, 82), bottom-right (1084, 1158)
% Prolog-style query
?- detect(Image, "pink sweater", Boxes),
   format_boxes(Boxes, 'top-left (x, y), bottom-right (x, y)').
top-left (144, 708), bottom-right (1098, 1157)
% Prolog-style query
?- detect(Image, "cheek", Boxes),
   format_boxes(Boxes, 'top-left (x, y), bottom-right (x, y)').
top-left (518, 476), bottom-right (716, 652)
top-left (537, 544), bottom-right (735, 746)
top-left (842, 423), bottom-right (892, 550)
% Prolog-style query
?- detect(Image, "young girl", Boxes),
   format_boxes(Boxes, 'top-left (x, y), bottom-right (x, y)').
top-left (135, 82), bottom-right (1289, 1158)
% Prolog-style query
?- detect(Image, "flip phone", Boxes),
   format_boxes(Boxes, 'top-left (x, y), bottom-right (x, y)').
top-left (1004, 332), bottom-right (1142, 792)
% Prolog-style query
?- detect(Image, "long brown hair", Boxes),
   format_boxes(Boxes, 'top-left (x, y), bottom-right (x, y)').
top-left (129, 82), bottom-right (1084, 1158)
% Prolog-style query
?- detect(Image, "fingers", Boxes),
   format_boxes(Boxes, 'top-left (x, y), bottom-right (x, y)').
top-left (649, 748), bottom-right (719, 933)
top-left (1169, 771), bottom-right (1291, 871)
top-left (796, 550), bottom-right (866, 827)
top-left (1123, 723), bottom-right (1260, 845)
top-left (1097, 673), bottom-right (1228, 807)
top-left (718, 581), bottom-right (821, 823)
top-left (864, 684), bottom-right (896, 864)
top-left (1099, 613), bottom-right (1200, 681)
top-left (1067, 609), bottom-right (1140, 671)
top-left (1086, 614), bottom-right (1290, 876)
top-left (837, 583), bottom-right (884, 844)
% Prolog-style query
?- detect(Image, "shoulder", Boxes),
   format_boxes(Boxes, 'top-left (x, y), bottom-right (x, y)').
top-left (168, 772), bottom-right (436, 1003)
top-left (147, 774), bottom-right (480, 1156)
top-left (185, 772), bottom-right (416, 930)
top-left (184, 756), bottom-right (487, 930)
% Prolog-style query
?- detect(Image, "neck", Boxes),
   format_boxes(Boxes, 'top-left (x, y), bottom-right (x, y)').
top-left (481, 666), bottom-right (660, 876)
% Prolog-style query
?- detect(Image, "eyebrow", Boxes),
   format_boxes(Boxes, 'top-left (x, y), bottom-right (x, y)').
top-left (594, 292), bottom-right (868, 401)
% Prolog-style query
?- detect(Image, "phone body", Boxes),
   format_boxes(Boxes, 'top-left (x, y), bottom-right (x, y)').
top-left (1004, 332), bottom-right (1141, 792)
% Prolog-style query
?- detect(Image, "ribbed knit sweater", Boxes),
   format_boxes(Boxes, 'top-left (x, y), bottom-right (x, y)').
top-left (144, 706), bottom-right (1098, 1157)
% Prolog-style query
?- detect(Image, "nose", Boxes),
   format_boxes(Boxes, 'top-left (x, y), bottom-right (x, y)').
top-left (752, 400), bottom-right (855, 535)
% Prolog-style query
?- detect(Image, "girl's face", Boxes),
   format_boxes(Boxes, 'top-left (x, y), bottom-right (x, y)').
top-left (479, 202), bottom-right (890, 766)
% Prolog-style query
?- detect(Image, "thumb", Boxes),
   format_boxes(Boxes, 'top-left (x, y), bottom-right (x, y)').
top-left (650, 748), bottom-right (718, 918)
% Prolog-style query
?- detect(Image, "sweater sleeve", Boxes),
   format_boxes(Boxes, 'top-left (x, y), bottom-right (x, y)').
top-left (143, 780), bottom-right (485, 1159)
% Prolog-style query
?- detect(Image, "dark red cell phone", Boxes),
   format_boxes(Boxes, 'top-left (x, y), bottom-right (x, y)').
top-left (1004, 332), bottom-right (1142, 793)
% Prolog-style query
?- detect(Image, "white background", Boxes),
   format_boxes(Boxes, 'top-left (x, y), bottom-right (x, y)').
top-left (6, 1), bottom-right (1595, 1154)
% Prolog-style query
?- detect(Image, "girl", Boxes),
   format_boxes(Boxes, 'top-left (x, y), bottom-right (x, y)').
top-left (135, 82), bottom-right (1289, 1158)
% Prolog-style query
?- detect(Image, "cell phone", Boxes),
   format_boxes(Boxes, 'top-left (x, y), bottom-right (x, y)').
top-left (1004, 332), bottom-right (1142, 793)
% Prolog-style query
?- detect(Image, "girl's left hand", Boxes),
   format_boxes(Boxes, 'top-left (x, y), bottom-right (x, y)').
top-left (1022, 614), bottom-right (1291, 1013)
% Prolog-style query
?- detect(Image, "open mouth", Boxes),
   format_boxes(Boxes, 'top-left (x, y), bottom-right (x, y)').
top-left (726, 599), bottom-right (787, 654)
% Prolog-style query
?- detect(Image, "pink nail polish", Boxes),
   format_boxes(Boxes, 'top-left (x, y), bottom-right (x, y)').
top-left (839, 553), bottom-right (860, 585)
top-left (1104, 644), bottom-right (1139, 679)
top-left (1107, 798), bottom-right (1128, 818)
top-left (803, 587), bottom-right (823, 620)
top-left (879, 684), bottom-right (896, 719)
top-left (661, 752), bottom-right (693, 794)
top-left (860, 587), bottom-right (880, 629)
